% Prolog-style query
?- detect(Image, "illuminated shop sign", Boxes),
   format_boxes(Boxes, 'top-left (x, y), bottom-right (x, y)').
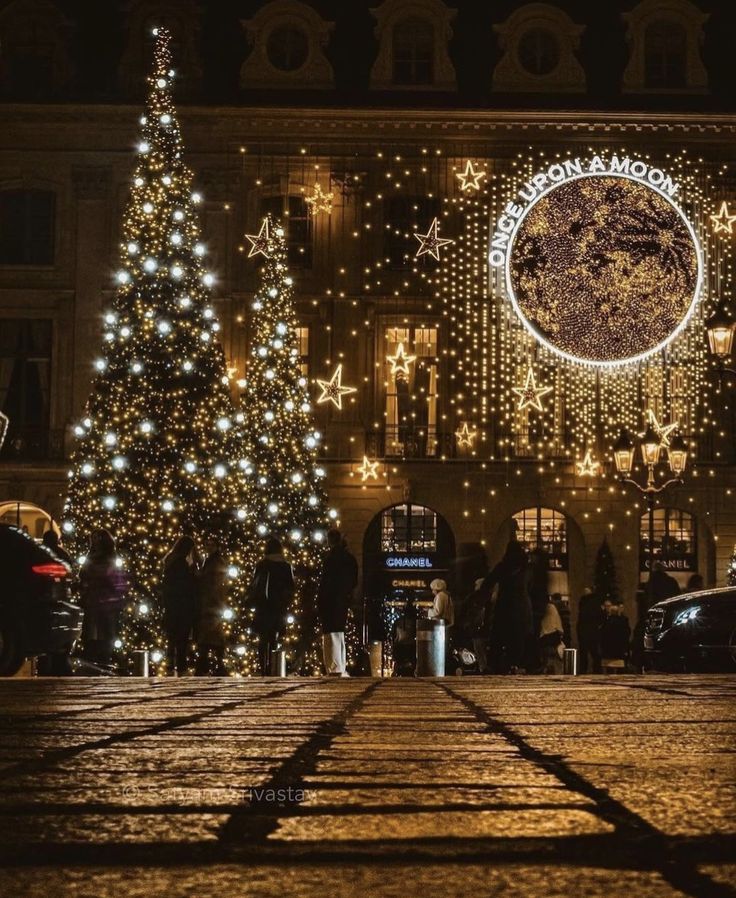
top-left (384, 555), bottom-right (433, 569)
top-left (489, 155), bottom-right (702, 368)
top-left (391, 579), bottom-right (428, 589)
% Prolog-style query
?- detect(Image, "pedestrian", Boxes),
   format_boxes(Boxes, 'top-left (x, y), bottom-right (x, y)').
top-left (248, 537), bottom-right (295, 676)
top-left (161, 535), bottom-right (199, 676)
top-left (79, 528), bottom-right (128, 668)
top-left (392, 595), bottom-right (417, 677)
top-left (600, 601), bottom-right (631, 673)
top-left (577, 587), bottom-right (603, 674)
top-left (684, 573), bottom-right (704, 593)
top-left (428, 578), bottom-right (454, 626)
top-left (194, 537), bottom-right (228, 676)
top-left (317, 529), bottom-right (358, 677)
top-left (527, 546), bottom-right (549, 671)
top-left (482, 538), bottom-right (531, 673)
top-left (464, 577), bottom-right (492, 674)
top-left (42, 529), bottom-right (72, 565)
top-left (538, 599), bottom-right (565, 674)
top-left (649, 561), bottom-right (680, 601)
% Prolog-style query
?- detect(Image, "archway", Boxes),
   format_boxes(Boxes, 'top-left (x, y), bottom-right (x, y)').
top-left (362, 502), bottom-right (456, 642)
top-left (0, 500), bottom-right (58, 539)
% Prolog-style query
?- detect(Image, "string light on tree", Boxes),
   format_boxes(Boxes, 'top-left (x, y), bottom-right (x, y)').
top-left (316, 364), bottom-right (357, 410)
top-left (414, 217), bottom-right (454, 261)
top-left (63, 27), bottom-right (249, 671)
top-left (512, 366), bottom-right (553, 412)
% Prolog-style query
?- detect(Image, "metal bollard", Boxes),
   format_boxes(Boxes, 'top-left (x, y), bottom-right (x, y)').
top-left (270, 649), bottom-right (286, 677)
top-left (416, 619), bottom-right (446, 677)
top-left (132, 650), bottom-right (149, 677)
top-left (563, 648), bottom-right (578, 676)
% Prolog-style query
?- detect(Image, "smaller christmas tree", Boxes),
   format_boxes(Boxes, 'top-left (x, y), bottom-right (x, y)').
top-left (727, 546), bottom-right (736, 586)
top-left (593, 537), bottom-right (619, 603)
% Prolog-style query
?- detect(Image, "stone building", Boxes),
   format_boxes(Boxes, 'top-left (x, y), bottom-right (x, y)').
top-left (1, 0), bottom-right (735, 640)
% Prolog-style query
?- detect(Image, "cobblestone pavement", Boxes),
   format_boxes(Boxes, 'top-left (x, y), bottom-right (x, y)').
top-left (0, 675), bottom-right (734, 897)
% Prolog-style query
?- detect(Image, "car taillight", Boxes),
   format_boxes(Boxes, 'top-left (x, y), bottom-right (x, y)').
top-left (32, 563), bottom-right (69, 580)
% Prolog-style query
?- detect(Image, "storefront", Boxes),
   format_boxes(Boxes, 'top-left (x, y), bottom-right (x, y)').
top-left (639, 507), bottom-right (699, 589)
top-left (362, 502), bottom-right (455, 641)
top-left (511, 506), bottom-right (570, 599)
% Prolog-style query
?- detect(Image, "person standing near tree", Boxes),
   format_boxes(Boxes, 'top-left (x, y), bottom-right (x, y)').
top-left (577, 587), bottom-right (603, 674)
top-left (195, 537), bottom-right (228, 676)
top-left (161, 535), bottom-right (199, 676)
top-left (317, 529), bottom-right (358, 677)
top-left (80, 529), bottom-right (128, 668)
top-left (248, 538), bottom-right (295, 676)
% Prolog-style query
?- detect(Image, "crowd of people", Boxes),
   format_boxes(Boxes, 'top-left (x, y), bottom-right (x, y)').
top-left (43, 522), bottom-right (698, 677)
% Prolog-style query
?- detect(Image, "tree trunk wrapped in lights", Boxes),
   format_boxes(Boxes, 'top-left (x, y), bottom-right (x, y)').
top-left (62, 27), bottom-right (249, 670)
top-left (236, 217), bottom-right (336, 674)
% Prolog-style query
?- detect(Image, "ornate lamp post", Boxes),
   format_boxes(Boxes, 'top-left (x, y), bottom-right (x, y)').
top-left (706, 309), bottom-right (736, 378)
top-left (612, 427), bottom-right (689, 607)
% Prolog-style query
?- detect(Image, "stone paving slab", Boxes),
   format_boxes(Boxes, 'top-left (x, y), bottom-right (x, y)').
top-left (0, 675), bottom-right (733, 898)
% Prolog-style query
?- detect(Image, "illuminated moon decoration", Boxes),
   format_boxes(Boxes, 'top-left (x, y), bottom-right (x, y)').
top-left (492, 159), bottom-right (702, 366)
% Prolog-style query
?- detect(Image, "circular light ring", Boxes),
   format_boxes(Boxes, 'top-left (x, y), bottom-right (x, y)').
top-left (503, 172), bottom-right (703, 367)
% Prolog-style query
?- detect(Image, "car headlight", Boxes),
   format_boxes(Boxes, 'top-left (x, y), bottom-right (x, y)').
top-left (673, 606), bottom-right (701, 626)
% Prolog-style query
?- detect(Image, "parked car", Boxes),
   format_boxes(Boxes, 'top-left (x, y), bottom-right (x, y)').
top-left (644, 587), bottom-right (736, 672)
top-left (0, 524), bottom-right (83, 676)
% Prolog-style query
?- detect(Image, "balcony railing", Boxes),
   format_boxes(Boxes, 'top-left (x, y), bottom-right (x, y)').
top-left (0, 427), bottom-right (65, 462)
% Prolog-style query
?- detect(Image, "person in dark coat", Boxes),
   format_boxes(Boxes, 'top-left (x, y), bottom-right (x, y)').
top-left (392, 596), bottom-right (417, 677)
top-left (649, 562), bottom-right (680, 601)
top-left (317, 529), bottom-right (358, 676)
top-left (527, 547), bottom-right (549, 671)
top-left (482, 538), bottom-right (532, 673)
top-left (42, 529), bottom-right (72, 565)
top-left (80, 529), bottom-right (128, 668)
top-left (600, 601), bottom-right (631, 673)
top-left (161, 535), bottom-right (199, 676)
top-left (577, 587), bottom-right (603, 674)
top-left (248, 538), bottom-right (295, 676)
top-left (195, 537), bottom-right (228, 676)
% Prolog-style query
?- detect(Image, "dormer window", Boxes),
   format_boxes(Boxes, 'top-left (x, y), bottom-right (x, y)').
top-left (492, 4), bottom-right (585, 94)
top-left (240, 0), bottom-right (334, 90)
top-left (370, 0), bottom-right (457, 92)
top-left (644, 19), bottom-right (687, 88)
top-left (392, 17), bottom-right (434, 85)
top-left (622, 0), bottom-right (708, 94)
top-left (0, 0), bottom-right (73, 100)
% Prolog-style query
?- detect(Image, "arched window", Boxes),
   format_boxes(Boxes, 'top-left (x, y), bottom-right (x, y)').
top-left (0, 501), bottom-right (57, 539)
top-left (513, 507), bottom-right (567, 570)
top-left (640, 508), bottom-right (696, 573)
top-left (392, 17), bottom-right (434, 85)
top-left (644, 19), bottom-right (687, 88)
top-left (266, 24), bottom-right (309, 72)
top-left (381, 503), bottom-right (437, 553)
top-left (0, 189), bottom-right (55, 265)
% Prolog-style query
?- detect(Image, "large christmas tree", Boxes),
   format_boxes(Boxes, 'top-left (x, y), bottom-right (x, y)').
top-left (236, 217), bottom-right (336, 672)
top-left (63, 28), bottom-right (249, 665)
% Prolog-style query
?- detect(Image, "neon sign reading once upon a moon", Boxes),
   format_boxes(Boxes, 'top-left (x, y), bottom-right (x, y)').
top-left (490, 155), bottom-right (703, 367)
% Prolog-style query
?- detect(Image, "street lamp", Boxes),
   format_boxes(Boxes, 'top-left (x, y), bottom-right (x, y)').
top-left (612, 426), bottom-right (688, 608)
top-left (705, 309), bottom-right (736, 378)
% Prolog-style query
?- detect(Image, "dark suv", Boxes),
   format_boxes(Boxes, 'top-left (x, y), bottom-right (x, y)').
top-left (0, 524), bottom-right (83, 676)
top-left (644, 587), bottom-right (736, 672)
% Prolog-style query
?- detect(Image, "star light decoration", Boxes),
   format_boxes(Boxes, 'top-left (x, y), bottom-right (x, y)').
top-left (414, 217), bottom-right (454, 261)
top-left (316, 364), bottom-right (357, 410)
top-left (244, 218), bottom-right (272, 258)
top-left (358, 455), bottom-right (379, 481)
top-left (0, 411), bottom-right (8, 450)
top-left (456, 160), bottom-right (486, 192)
top-left (576, 449), bottom-right (601, 477)
top-left (387, 342), bottom-right (417, 377)
top-left (644, 409), bottom-right (679, 448)
top-left (512, 367), bottom-right (553, 412)
top-left (710, 201), bottom-right (736, 235)
top-left (455, 421), bottom-right (477, 448)
top-left (304, 183), bottom-right (334, 216)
